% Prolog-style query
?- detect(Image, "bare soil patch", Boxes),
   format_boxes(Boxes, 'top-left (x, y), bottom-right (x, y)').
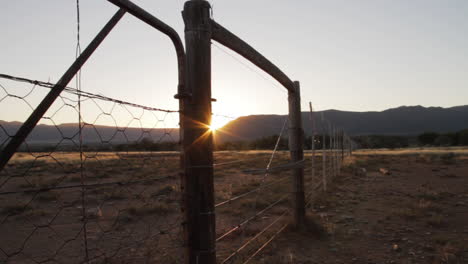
top-left (257, 152), bottom-right (468, 264)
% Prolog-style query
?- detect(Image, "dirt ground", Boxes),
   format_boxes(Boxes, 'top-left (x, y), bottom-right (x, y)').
top-left (1, 150), bottom-right (467, 263)
top-left (0, 151), bottom-right (293, 263)
top-left (257, 152), bottom-right (468, 264)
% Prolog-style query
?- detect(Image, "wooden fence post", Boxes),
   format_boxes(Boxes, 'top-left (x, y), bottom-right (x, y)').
top-left (181, 1), bottom-right (216, 263)
top-left (329, 123), bottom-right (333, 179)
top-left (330, 126), bottom-right (336, 178)
top-left (335, 128), bottom-right (339, 171)
top-left (309, 102), bottom-right (315, 188)
top-left (288, 81), bottom-right (305, 228)
top-left (341, 131), bottom-right (345, 162)
top-left (322, 115), bottom-right (327, 191)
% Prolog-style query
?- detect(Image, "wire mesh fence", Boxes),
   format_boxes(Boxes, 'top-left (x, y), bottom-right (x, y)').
top-left (213, 118), bottom-right (293, 264)
top-left (0, 1), bottom-right (359, 262)
top-left (0, 83), bottom-right (354, 264)
top-left (0, 74), bottom-right (184, 263)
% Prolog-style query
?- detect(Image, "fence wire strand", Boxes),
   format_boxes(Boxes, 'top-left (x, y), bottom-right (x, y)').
top-left (0, 0), bottom-right (360, 257)
top-left (1, 71), bottom-right (355, 263)
top-left (0, 71), bottom-right (183, 263)
top-left (214, 117), bottom-right (294, 263)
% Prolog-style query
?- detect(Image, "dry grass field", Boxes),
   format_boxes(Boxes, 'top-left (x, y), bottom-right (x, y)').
top-left (1, 148), bottom-right (467, 263)
top-left (0, 150), bottom-right (295, 263)
top-left (0, 151), bottom-right (184, 263)
top-left (255, 149), bottom-right (468, 264)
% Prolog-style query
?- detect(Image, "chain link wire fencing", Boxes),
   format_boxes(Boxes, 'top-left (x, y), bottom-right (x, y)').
top-left (0, 74), bottom-right (184, 263)
top-left (0, 1), bottom-right (358, 262)
top-left (0, 69), bottom-right (354, 264)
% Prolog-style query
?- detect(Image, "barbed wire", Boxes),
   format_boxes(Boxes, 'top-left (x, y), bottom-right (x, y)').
top-left (0, 70), bottom-right (357, 263)
top-left (0, 11), bottom-right (360, 259)
top-left (0, 72), bottom-right (183, 263)
top-left (0, 74), bottom-right (178, 113)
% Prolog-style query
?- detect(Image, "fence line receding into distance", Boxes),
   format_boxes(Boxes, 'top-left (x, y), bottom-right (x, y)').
top-left (0, 0), bottom-right (355, 263)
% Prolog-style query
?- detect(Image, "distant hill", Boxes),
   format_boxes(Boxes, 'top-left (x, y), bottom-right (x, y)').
top-left (214, 105), bottom-right (468, 142)
top-left (0, 121), bottom-right (178, 146)
top-left (2, 105), bottom-right (468, 146)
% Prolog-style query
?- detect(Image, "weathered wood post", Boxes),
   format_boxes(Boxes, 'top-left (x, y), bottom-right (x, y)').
top-left (288, 81), bottom-right (306, 228)
top-left (332, 127), bottom-right (336, 178)
top-left (181, 1), bottom-right (216, 263)
top-left (322, 114), bottom-right (327, 191)
top-left (309, 102), bottom-right (315, 189)
top-left (336, 128), bottom-right (339, 171)
top-left (344, 134), bottom-right (348, 157)
top-left (335, 129), bottom-right (338, 174)
top-left (329, 123), bottom-right (333, 179)
top-left (333, 128), bottom-right (336, 173)
top-left (341, 131), bottom-right (345, 162)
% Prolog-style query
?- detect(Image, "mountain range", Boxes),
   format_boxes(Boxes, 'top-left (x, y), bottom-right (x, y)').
top-left (214, 105), bottom-right (468, 142)
top-left (1, 105), bottom-right (467, 146)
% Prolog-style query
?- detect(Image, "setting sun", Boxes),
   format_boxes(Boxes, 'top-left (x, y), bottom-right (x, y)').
top-left (209, 124), bottom-right (219, 132)
top-left (209, 115), bottom-right (234, 132)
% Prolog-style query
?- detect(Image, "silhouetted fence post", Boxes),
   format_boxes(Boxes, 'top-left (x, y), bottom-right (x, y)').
top-left (181, 1), bottom-right (216, 263)
top-left (341, 131), bottom-right (345, 162)
top-left (322, 115), bottom-right (327, 191)
top-left (336, 128), bottom-right (339, 171)
top-left (330, 127), bottom-right (333, 178)
top-left (330, 125), bottom-right (336, 178)
top-left (309, 102), bottom-right (315, 189)
top-left (288, 81), bottom-right (306, 228)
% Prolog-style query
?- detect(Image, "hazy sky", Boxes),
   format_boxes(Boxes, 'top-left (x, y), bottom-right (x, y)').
top-left (1, 0), bottom-right (468, 127)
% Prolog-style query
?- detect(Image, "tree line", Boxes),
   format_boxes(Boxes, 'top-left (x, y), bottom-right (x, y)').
top-left (216, 129), bottom-right (468, 150)
top-left (351, 129), bottom-right (468, 149)
top-left (9, 129), bottom-right (468, 153)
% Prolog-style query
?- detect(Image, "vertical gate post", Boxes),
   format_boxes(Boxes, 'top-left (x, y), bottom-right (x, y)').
top-left (181, 1), bottom-right (216, 263)
top-left (330, 126), bottom-right (336, 178)
top-left (308, 102), bottom-right (315, 191)
top-left (341, 131), bottom-right (345, 161)
top-left (329, 123), bottom-right (333, 179)
top-left (335, 129), bottom-right (338, 169)
top-left (322, 115), bottom-right (327, 191)
top-left (288, 81), bottom-right (305, 228)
